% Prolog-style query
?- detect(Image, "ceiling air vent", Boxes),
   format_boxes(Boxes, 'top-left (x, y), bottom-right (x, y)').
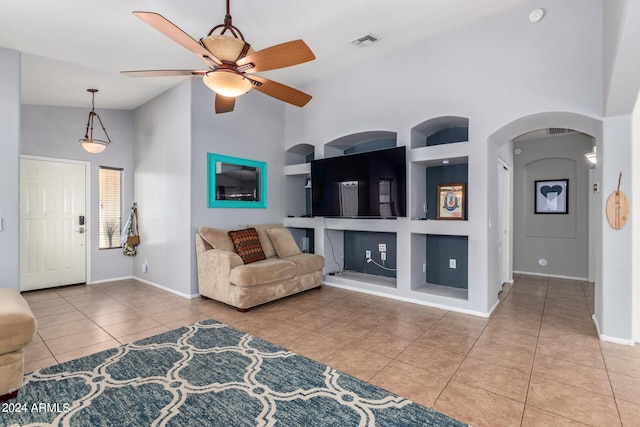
top-left (350, 34), bottom-right (379, 47)
top-left (547, 128), bottom-right (570, 135)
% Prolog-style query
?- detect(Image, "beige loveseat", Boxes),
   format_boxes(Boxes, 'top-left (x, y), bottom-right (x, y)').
top-left (195, 224), bottom-right (324, 311)
top-left (0, 289), bottom-right (37, 401)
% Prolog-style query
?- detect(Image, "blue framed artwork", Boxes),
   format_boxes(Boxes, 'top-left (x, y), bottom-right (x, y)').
top-left (207, 153), bottom-right (267, 208)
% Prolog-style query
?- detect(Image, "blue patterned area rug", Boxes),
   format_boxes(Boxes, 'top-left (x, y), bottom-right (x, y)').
top-left (5, 320), bottom-right (465, 426)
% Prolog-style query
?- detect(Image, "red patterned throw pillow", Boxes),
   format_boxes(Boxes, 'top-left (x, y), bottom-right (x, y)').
top-left (228, 228), bottom-right (267, 264)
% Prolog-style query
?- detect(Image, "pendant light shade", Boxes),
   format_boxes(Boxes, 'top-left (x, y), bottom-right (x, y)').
top-left (79, 89), bottom-right (112, 154)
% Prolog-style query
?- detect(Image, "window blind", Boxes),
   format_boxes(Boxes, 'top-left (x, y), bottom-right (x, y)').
top-left (99, 166), bottom-right (123, 249)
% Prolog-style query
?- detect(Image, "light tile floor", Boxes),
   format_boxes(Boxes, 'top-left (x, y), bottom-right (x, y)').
top-left (22, 275), bottom-right (640, 426)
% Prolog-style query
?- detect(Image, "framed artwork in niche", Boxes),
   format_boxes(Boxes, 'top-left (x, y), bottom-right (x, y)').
top-left (437, 183), bottom-right (465, 220)
top-left (534, 179), bottom-right (568, 214)
top-left (207, 153), bottom-right (267, 208)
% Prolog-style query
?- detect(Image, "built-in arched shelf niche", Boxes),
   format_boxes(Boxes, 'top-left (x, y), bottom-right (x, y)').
top-left (324, 130), bottom-right (398, 158)
top-left (411, 116), bottom-right (469, 149)
top-left (286, 143), bottom-right (315, 166)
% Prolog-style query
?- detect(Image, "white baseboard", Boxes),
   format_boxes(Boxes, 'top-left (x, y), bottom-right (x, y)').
top-left (487, 298), bottom-right (500, 316)
top-left (131, 276), bottom-right (199, 299)
top-left (322, 281), bottom-right (494, 318)
top-left (88, 276), bottom-right (133, 285)
top-left (592, 314), bottom-right (636, 346)
top-left (513, 270), bottom-right (589, 281)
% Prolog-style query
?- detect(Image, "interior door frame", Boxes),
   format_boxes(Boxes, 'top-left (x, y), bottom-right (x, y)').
top-left (20, 155), bottom-right (92, 288)
top-left (497, 157), bottom-right (513, 285)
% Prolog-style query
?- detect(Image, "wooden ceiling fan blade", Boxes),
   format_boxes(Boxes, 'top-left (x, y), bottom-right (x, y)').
top-left (248, 76), bottom-right (312, 107)
top-left (133, 11), bottom-right (222, 65)
top-left (236, 40), bottom-right (315, 73)
top-left (215, 95), bottom-right (236, 114)
top-left (121, 70), bottom-right (207, 78)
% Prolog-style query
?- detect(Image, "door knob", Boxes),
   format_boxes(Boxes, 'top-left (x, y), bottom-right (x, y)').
top-left (76, 226), bottom-right (85, 234)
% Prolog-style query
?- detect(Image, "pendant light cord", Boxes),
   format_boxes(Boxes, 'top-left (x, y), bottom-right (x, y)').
top-left (83, 90), bottom-right (111, 143)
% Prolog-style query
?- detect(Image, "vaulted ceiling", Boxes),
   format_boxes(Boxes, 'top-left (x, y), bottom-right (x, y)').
top-left (0, 0), bottom-right (529, 110)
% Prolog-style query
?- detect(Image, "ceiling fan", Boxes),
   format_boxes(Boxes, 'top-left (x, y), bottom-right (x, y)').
top-left (121, 0), bottom-right (315, 114)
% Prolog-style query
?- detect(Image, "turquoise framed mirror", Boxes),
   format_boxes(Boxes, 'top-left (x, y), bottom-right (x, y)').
top-left (207, 153), bottom-right (267, 208)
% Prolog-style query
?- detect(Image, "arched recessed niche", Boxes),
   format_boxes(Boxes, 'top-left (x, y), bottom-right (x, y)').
top-left (324, 130), bottom-right (397, 158)
top-left (411, 116), bottom-right (469, 149)
top-left (286, 143), bottom-right (315, 166)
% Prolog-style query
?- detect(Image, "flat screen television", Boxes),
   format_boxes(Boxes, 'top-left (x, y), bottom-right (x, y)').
top-left (311, 146), bottom-right (406, 218)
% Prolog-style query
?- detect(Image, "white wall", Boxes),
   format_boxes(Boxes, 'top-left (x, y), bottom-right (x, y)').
top-left (603, 0), bottom-right (629, 114)
top-left (189, 80), bottom-right (287, 294)
top-left (133, 81), bottom-right (192, 297)
top-left (0, 48), bottom-right (21, 291)
top-left (285, 0), bottom-right (603, 315)
top-left (598, 115), bottom-right (633, 342)
top-left (603, 0), bottom-right (640, 116)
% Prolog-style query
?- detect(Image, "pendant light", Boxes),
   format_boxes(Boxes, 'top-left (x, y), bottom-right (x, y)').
top-left (79, 89), bottom-right (112, 154)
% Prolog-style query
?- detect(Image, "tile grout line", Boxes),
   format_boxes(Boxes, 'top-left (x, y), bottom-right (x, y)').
top-left (45, 286), bottom-right (142, 361)
top-left (595, 293), bottom-right (624, 425)
top-left (518, 275), bottom-right (548, 426)
top-left (427, 280), bottom-right (516, 412)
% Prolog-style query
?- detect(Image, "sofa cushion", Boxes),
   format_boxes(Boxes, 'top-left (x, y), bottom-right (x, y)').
top-left (247, 223), bottom-right (283, 258)
top-left (228, 228), bottom-right (267, 264)
top-left (199, 226), bottom-right (235, 252)
top-left (229, 258), bottom-right (297, 287)
top-left (284, 253), bottom-right (325, 275)
top-left (267, 227), bottom-right (301, 258)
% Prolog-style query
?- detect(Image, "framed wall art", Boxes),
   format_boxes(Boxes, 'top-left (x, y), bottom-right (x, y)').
top-left (437, 183), bottom-right (465, 220)
top-left (207, 153), bottom-right (267, 208)
top-left (534, 179), bottom-right (568, 214)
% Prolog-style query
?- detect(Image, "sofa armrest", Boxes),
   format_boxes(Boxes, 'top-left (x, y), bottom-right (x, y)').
top-left (196, 243), bottom-right (244, 300)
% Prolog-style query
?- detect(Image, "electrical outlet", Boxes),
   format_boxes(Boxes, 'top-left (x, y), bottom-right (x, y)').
top-left (365, 250), bottom-right (371, 259)
top-left (381, 252), bottom-right (387, 261)
top-left (378, 243), bottom-right (386, 252)
top-left (449, 259), bottom-right (457, 269)
top-left (422, 263), bottom-right (426, 273)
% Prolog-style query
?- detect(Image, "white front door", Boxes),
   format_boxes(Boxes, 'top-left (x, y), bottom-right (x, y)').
top-left (20, 158), bottom-right (88, 291)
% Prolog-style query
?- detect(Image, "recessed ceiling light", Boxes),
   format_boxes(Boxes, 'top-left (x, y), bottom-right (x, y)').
top-left (350, 34), bottom-right (379, 47)
top-left (529, 8), bottom-right (545, 23)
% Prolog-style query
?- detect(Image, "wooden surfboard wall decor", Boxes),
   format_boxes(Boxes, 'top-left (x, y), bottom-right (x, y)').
top-left (606, 171), bottom-right (629, 230)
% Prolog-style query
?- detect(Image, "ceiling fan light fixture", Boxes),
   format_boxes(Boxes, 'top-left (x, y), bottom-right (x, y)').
top-left (79, 89), bottom-right (112, 154)
top-left (203, 71), bottom-right (252, 97)
top-left (125, 0), bottom-right (315, 114)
